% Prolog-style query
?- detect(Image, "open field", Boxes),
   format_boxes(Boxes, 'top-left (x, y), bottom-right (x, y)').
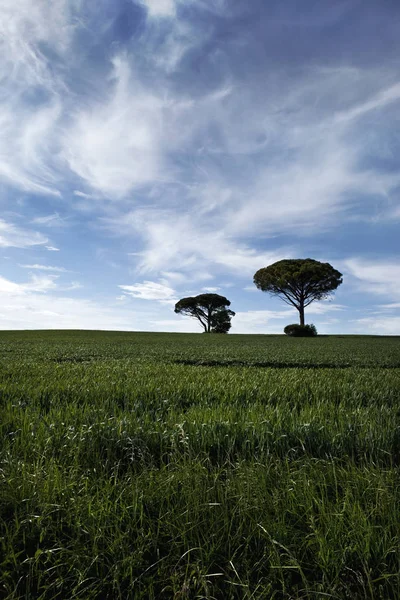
top-left (1, 331), bottom-right (400, 599)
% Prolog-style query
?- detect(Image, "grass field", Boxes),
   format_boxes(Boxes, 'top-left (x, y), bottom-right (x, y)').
top-left (1, 331), bottom-right (400, 599)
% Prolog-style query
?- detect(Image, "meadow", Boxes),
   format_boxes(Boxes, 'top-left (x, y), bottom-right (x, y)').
top-left (1, 330), bottom-right (400, 599)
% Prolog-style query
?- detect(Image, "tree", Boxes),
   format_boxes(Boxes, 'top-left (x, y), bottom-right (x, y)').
top-left (211, 307), bottom-right (235, 333)
top-left (253, 259), bottom-right (342, 326)
top-left (174, 293), bottom-right (235, 333)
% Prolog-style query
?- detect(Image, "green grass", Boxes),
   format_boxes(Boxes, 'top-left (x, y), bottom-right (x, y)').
top-left (1, 331), bottom-right (400, 599)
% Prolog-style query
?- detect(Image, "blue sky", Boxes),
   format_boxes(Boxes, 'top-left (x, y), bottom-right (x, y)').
top-left (1, 0), bottom-right (400, 333)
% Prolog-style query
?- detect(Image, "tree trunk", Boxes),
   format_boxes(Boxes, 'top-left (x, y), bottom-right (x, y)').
top-left (299, 303), bottom-right (305, 326)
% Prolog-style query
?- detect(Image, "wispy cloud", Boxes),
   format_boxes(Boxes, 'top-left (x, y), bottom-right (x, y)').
top-left (232, 309), bottom-right (296, 334)
top-left (108, 209), bottom-right (290, 277)
top-left (306, 302), bottom-right (346, 315)
top-left (31, 213), bottom-right (66, 228)
top-left (335, 82), bottom-right (400, 123)
top-left (377, 303), bottom-right (400, 310)
top-left (149, 317), bottom-right (198, 333)
top-left (351, 316), bottom-right (400, 336)
top-left (63, 56), bottom-right (166, 198)
top-left (73, 190), bottom-right (95, 199)
top-left (119, 280), bottom-right (177, 303)
top-left (62, 281), bottom-right (82, 291)
top-left (0, 0), bottom-right (74, 195)
top-left (0, 273), bottom-right (59, 294)
top-left (1, 0), bottom-right (74, 88)
top-left (344, 258), bottom-right (400, 301)
top-left (19, 263), bottom-right (69, 272)
top-left (0, 99), bottom-right (62, 196)
top-left (97, 60), bottom-right (400, 286)
top-left (0, 219), bottom-right (48, 248)
top-left (0, 273), bottom-right (147, 330)
top-left (139, 0), bottom-right (178, 18)
top-left (1, 270), bottom-right (81, 299)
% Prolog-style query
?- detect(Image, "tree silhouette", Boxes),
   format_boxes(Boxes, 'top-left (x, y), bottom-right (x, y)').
top-left (254, 259), bottom-right (342, 325)
top-left (174, 293), bottom-right (235, 333)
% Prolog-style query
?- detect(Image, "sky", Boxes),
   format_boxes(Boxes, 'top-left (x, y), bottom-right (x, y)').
top-left (1, 0), bottom-right (400, 334)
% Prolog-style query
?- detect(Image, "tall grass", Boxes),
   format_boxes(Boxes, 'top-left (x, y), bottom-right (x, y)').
top-left (1, 331), bottom-right (400, 598)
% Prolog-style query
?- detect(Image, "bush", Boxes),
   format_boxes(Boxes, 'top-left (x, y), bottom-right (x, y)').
top-left (284, 323), bottom-right (318, 337)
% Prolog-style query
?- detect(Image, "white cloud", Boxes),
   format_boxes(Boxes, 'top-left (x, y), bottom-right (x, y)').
top-left (73, 190), bottom-right (94, 199)
top-left (1, 0), bottom-right (74, 88)
top-left (110, 209), bottom-right (290, 276)
top-left (45, 246), bottom-right (60, 252)
top-left (63, 57), bottom-right (165, 198)
top-left (119, 280), bottom-right (177, 303)
top-left (97, 64), bottom-right (400, 285)
top-left (62, 281), bottom-right (82, 291)
top-left (0, 276), bottom-right (25, 295)
top-left (150, 317), bottom-right (198, 332)
top-left (140, 4), bottom-right (201, 74)
top-left (231, 305), bottom-right (346, 334)
top-left (19, 264), bottom-right (69, 272)
top-left (0, 219), bottom-right (48, 248)
top-left (231, 309), bottom-right (296, 334)
top-left (0, 273), bottom-right (58, 294)
top-left (305, 302), bottom-right (346, 315)
top-left (344, 258), bottom-right (400, 300)
top-left (351, 316), bottom-right (400, 335)
top-left (0, 99), bottom-right (63, 196)
top-left (150, 307), bottom-right (304, 334)
top-left (377, 303), bottom-right (400, 310)
top-left (31, 213), bottom-right (66, 228)
top-left (0, 273), bottom-right (158, 330)
top-left (160, 271), bottom-right (189, 284)
top-left (0, 272), bottom-right (82, 298)
top-left (0, 284), bottom-right (126, 330)
top-left (0, 0), bottom-right (74, 196)
top-left (335, 82), bottom-right (400, 123)
top-left (3, 3), bottom-right (400, 228)
top-left (23, 274), bottom-right (59, 293)
top-left (140, 0), bottom-right (177, 18)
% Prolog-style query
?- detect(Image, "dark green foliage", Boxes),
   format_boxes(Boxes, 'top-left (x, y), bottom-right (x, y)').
top-left (174, 293), bottom-right (235, 333)
top-left (284, 323), bottom-right (318, 337)
top-left (210, 307), bottom-right (235, 333)
top-left (254, 258), bottom-right (343, 325)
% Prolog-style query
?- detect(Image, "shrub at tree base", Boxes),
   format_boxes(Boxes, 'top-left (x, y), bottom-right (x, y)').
top-left (284, 323), bottom-right (318, 337)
